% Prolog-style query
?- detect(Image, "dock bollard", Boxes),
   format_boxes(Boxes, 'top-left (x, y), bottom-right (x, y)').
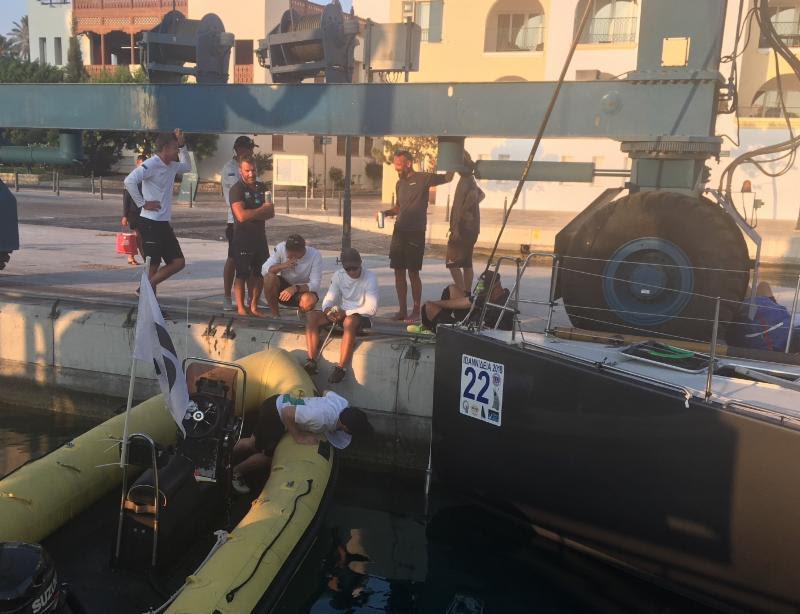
top-left (99, 176), bottom-right (104, 201)
top-left (14, 172), bottom-right (19, 192)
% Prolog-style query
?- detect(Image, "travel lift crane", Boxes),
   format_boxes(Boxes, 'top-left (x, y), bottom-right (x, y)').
top-left (0, 0), bottom-right (756, 341)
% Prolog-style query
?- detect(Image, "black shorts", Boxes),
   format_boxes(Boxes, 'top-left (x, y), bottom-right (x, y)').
top-left (446, 238), bottom-right (476, 269)
top-left (225, 223), bottom-right (235, 259)
top-left (234, 243), bottom-right (268, 280)
top-left (138, 218), bottom-right (184, 265)
top-left (253, 395), bottom-right (285, 455)
top-left (323, 312), bottom-right (372, 334)
top-left (277, 275), bottom-right (319, 307)
top-left (389, 229), bottom-right (426, 272)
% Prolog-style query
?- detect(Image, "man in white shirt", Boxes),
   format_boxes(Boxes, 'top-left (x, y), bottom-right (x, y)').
top-left (304, 248), bottom-right (379, 384)
top-left (124, 129), bottom-right (192, 291)
top-left (221, 136), bottom-right (256, 311)
top-left (262, 233), bottom-right (322, 317)
top-left (230, 391), bottom-right (373, 493)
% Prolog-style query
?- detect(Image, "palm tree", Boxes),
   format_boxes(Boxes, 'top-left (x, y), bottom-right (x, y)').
top-left (0, 35), bottom-right (12, 57)
top-left (8, 16), bottom-right (30, 62)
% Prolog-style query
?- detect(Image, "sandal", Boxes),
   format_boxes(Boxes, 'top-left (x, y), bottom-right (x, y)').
top-left (328, 365), bottom-right (347, 384)
top-left (304, 358), bottom-right (318, 375)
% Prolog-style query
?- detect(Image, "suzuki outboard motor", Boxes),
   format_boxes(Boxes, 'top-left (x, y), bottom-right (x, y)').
top-left (0, 543), bottom-right (60, 614)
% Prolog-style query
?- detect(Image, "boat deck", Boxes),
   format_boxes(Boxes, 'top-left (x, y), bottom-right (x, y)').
top-left (481, 329), bottom-right (800, 425)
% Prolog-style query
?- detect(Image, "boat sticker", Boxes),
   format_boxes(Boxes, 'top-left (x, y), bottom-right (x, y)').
top-left (460, 354), bottom-right (504, 426)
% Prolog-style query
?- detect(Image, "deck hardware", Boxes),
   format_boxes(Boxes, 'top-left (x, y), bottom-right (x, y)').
top-left (203, 316), bottom-right (217, 338)
top-left (123, 306), bottom-right (136, 329)
top-left (222, 318), bottom-right (236, 340)
top-left (48, 299), bottom-right (61, 320)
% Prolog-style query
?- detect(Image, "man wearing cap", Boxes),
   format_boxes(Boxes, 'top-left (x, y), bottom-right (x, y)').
top-left (410, 270), bottom-right (514, 334)
top-left (222, 136), bottom-right (257, 311)
top-left (379, 150), bottom-right (454, 323)
top-left (304, 248), bottom-right (379, 383)
top-left (262, 233), bottom-right (323, 317)
top-left (230, 390), bottom-right (373, 494)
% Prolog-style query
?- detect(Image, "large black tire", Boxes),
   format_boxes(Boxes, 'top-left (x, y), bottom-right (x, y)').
top-left (556, 191), bottom-right (750, 342)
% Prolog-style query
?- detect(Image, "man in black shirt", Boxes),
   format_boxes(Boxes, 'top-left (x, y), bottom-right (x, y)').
top-left (229, 156), bottom-right (274, 317)
top-left (121, 154), bottom-right (146, 265)
top-left (380, 150), bottom-right (453, 322)
top-left (414, 270), bottom-right (514, 333)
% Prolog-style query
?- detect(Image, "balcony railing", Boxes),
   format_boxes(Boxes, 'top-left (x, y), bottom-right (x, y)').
top-left (234, 65), bottom-right (254, 84)
top-left (579, 16), bottom-right (638, 44)
top-left (73, 0), bottom-right (187, 10)
top-left (739, 105), bottom-right (800, 119)
top-left (486, 26), bottom-right (545, 52)
top-left (760, 20), bottom-right (800, 48)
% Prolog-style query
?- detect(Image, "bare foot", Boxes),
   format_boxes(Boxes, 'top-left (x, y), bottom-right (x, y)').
top-left (390, 311), bottom-right (408, 321)
top-left (405, 311), bottom-right (421, 323)
top-left (237, 308), bottom-right (250, 317)
top-left (249, 307), bottom-right (269, 318)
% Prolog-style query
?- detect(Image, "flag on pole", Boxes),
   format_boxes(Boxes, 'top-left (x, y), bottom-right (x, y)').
top-left (133, 272), bottom-right (188, 436)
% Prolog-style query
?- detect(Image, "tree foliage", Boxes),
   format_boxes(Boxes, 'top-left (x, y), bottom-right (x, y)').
top-left (328, 166), bottom-right (344, 189)
top-left (7, 16), bottom-right (29, 61)
top-left (380, 136), bottom-right (439, 170)
top-left (64, 37), bottom-right (87, 84)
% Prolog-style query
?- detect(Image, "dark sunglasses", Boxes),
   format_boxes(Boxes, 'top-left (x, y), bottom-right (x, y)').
top-left (344, 265), bottom-right (361, 272)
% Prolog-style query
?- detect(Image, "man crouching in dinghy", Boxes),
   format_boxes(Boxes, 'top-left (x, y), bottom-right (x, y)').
top-left (230, 391), bottom-right (373, 494)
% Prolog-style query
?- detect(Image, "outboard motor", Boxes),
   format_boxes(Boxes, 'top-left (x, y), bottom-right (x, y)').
top-left (0, 543), bottom-right (60, 614)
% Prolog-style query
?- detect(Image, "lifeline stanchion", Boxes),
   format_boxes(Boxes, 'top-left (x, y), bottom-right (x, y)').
top-left (445, 193), bottom-right (450, 222)
top-left (14, 172), bottom-right (19, 192)
top-left (188, 182), bottom-right (194, 208)
top-left (705, 297), bottom-right (721, 401)
top-left (786, 274), bottom-right (800, 353)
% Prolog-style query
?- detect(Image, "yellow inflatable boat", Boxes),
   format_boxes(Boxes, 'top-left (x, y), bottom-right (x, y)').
top-left (0, 348), bottom-right (336, 614)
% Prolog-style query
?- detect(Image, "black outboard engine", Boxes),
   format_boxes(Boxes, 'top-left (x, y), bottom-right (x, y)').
top-left (0, 543), bottom-right (60, 614)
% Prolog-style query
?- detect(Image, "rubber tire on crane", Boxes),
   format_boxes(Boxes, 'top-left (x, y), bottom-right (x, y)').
top-left (557, 191), bottom-right (750, 342)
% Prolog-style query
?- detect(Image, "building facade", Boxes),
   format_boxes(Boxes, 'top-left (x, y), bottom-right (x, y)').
top-left (378, 0), bottom-right (800, 221)
top-left (28, 0), bottom-right (73, 67)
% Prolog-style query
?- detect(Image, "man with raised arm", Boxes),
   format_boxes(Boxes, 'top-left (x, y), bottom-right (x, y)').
top-left (124, 129), bottom-right (191, 293)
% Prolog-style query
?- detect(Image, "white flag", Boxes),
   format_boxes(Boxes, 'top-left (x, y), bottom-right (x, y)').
top-left (133, 272), bottom-right (188, 436)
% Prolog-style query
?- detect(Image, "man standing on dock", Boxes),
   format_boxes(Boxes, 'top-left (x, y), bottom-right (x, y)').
top-left (221, 136), bottom-right (257, 311)
top-left (228, 156), bottom-right (274, 317)
top-left (380, 150), bottom-right (453, 323)
top-left (124, 129), bottom-right (192, 293)
top-left (446, 152), bottom-right (483, 292)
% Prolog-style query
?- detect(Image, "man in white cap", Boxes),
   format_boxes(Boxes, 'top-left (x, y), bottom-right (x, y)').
top-left (304, 248), bottom-right (379, 383)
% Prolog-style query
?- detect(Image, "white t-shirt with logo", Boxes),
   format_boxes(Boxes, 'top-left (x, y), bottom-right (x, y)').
top-left (275, 390), bottom-right (351, 449)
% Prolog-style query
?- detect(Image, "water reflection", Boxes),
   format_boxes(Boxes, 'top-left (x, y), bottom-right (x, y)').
top-left (0, 403), bottom-right (101, 477)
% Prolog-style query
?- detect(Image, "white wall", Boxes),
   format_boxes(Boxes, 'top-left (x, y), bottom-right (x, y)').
top-left (27, 0), bottom-right (72, 66)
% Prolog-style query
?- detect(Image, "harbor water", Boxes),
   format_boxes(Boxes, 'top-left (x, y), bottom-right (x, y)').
top-left (0, 401), bottom-right (715, 613)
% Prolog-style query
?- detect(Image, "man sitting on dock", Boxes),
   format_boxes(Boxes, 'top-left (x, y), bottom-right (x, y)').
top-left (409, 270), bottom-right (515, 334)
top-left (231, 391), bottom-right (373, 494)
top-left (261, 233), bottom-right (323, 317)
top-left (304, 248), bottom-right (379, 384)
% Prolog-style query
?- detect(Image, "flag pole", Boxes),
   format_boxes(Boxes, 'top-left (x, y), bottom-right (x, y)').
top-left (115, 256), bottom-right (150, 560)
